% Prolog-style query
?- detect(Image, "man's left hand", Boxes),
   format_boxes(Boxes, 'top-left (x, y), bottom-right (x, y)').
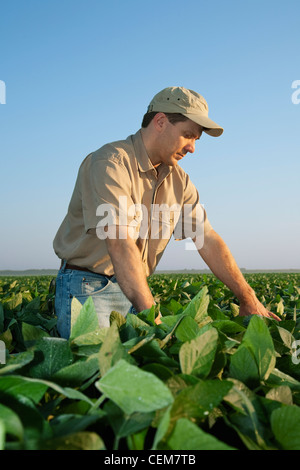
top-left (239, 297), bottom-right (281, 321)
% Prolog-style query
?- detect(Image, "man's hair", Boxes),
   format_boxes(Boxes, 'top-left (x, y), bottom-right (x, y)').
top-left (141, 112), bottom-right (189, 128)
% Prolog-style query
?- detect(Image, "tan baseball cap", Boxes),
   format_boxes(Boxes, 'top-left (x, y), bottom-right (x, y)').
top-left (147, 86), bottom-right (223, 137)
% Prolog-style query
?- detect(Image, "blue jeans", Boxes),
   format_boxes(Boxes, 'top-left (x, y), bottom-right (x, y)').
top-left (55, 261), bottom-right (133, 339)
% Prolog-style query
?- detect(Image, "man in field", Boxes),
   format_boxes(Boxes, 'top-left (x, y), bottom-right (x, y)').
top-left (53, 86), bottom-right (280, 338)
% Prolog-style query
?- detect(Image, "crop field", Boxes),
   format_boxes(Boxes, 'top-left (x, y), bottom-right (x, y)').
top-left (0, 272), bottom-right (299, 450)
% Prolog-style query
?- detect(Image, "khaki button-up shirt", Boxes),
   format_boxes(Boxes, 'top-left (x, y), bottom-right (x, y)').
top-left (53, 130), bottom-right (212, 276)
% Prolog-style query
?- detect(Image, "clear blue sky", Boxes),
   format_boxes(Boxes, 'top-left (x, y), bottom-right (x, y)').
top-left (0, 0), bottom-right (299, 271)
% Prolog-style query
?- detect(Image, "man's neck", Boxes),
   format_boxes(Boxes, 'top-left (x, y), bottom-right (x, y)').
top-left (140, 127), bottom-right (161, 167)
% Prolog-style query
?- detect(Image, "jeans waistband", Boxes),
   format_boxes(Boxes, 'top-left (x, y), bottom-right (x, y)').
top-left (60, 260), bottom-right (113, 277)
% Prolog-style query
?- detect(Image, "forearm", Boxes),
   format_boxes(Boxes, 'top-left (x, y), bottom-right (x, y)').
top-left (106, 231), bottom-right (155, 312)
top-left (198, 229), bottom-right (255, 303)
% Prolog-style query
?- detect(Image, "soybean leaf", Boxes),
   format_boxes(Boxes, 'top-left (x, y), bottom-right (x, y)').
top-left (104, 400), bottom-right (154, 439)
top-left (170, 379), bottom-right (233, 424)
top-left (183, 286), bottom-right (210, 324)
top-left (42, 431), bottom-right (106, 450)
top-left (70, 297), bottom-right (99, 341)
top-left (152, 406), bottom-right (172, 450)
top-left (0, 403), bottom-right (24, 440)
top-left (98, 322), bottom-right (129, 377)
top-left (22, 322), bottom-right (50, 344)
top-left (0, 375), bottom-right (94, 406)
top-left (96, 359), bottom-right (174, 414)
top-left (0, 393), bottom-right (51, 444)
top-left (49, 413), bottom-right (104, 439)
top-left (165, 418), bottom-right (236, 450)
top-left (0, 419), bottom-right (5, 450)
top-left (266, 385), bottom-right (293, 405)
top-left (53, 354), bottom-right (100, 387)
top-left (0, 349), bottom-right (35, 375)
top-left (229, 345), bottom-right (259, 387)
top-left (0, 375), bottom-right (48, 403)
top-left (271, 405), bottom-right (300, 450)
top-left (224, 379), bottom-right (269, 449)
top-left (29, 337), bottom-right (73, 379)
top-left (175, 316), bottom-right (200, 342)
top-left (179, 327), bottom-right (218, 378)
top-left (242, 316), bottom-right (276, 381)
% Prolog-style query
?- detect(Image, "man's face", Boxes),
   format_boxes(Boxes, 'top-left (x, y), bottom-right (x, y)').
top-left (156, 117), bottom-right (203, 167)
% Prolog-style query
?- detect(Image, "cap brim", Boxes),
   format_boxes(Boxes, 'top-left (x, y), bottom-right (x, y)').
top-left (183, 113), bottom-right (223, 137)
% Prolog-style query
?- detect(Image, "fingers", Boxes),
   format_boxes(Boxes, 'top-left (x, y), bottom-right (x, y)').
top-left (266, 310), bottom-right (281, 321)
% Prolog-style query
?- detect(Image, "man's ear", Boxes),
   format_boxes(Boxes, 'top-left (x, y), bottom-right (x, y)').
top-left (152, 112), bottom-right (168, 133)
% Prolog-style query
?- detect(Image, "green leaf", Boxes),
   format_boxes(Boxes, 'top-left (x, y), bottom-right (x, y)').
top-left (70, 296), bottom-right (99, 341)
top-left (152, 406), bottom-right (172, 450)
top-left (4, 292), bottom-right (23, 311)
top-left (224, 379), bottom-right (268, 449)
top-left (22, 322), bottom-right (50, 343)
top-left (276, 326), bottom-right (295, 351)
top-left (271, 405), bottom-right (300, 450)
top-left (242, 316), bottom-right (276, 381)
top-left (175, 316), bottom-right (200, 342)
top-left (170, 379), bottom-right (233, 424)
top-left (42, 431), bottom-right (106, 450)
top-left (229, 345), bottom-right (259, 386)
top-left (266, 385), bottom-right (293, 405)
top-left (29, 337), bottom-right (73, 379)
top-left (49, 413), bottom-right (104, 438)
top-left (230, 315), bottom-right (276, 385)
top-left (0, 349), bottom-right (35, 375)
top-left (179, 327), bottom-right (218, 377)
top-left (213, 319), bottom-right (245, 335)
top-left (0, 419), bottom-right (5, 450)
top-left (0, 329), bottom-right (13, 353)
top-left (53, 354), bottom-right (100, 387)
top-left (127, 428), bottom-right (148, 450)
top-left (137, 305), bottom-right (156, 325)
top-left (165, 418), bottom-right (236, 450)
top-left (183, 286), bottom-right (209, 324)
top-left (0, 375), bottom-right (48, 403)
top-left (0, 375), bottom-right (94, 406)
top-left (230, 302), bottom-right (240, 317)
top-left (267, 368), bottom-right (300, 391)
top-left (104, 400), bottom-right (154, 439)
top-left (96, 359), bottom-right (174, 414)
top-left (0, 392), bottom-right (51, 444)
top-left (98, 322), bottom-right (128, 377)
top-left (0, 403), bottom-right (24, 440)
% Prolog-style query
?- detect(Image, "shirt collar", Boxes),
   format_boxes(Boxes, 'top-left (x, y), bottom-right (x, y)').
top-left (132, 129), bottom-right (172, 178)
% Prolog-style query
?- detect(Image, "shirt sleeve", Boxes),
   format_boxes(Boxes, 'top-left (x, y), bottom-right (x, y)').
top-left (79, 153), bottom-right (136, 234)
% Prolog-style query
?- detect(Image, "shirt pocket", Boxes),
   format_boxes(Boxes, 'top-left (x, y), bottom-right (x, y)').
top-left (150, 206), bottom-right (182, 248)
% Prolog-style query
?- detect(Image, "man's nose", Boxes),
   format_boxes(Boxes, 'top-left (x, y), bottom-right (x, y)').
top-left (184, 140), bottom-right (196, 154)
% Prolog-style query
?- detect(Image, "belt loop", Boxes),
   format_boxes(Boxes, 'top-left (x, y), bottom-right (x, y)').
top-left (60, 259), bottom-right (67, 272)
